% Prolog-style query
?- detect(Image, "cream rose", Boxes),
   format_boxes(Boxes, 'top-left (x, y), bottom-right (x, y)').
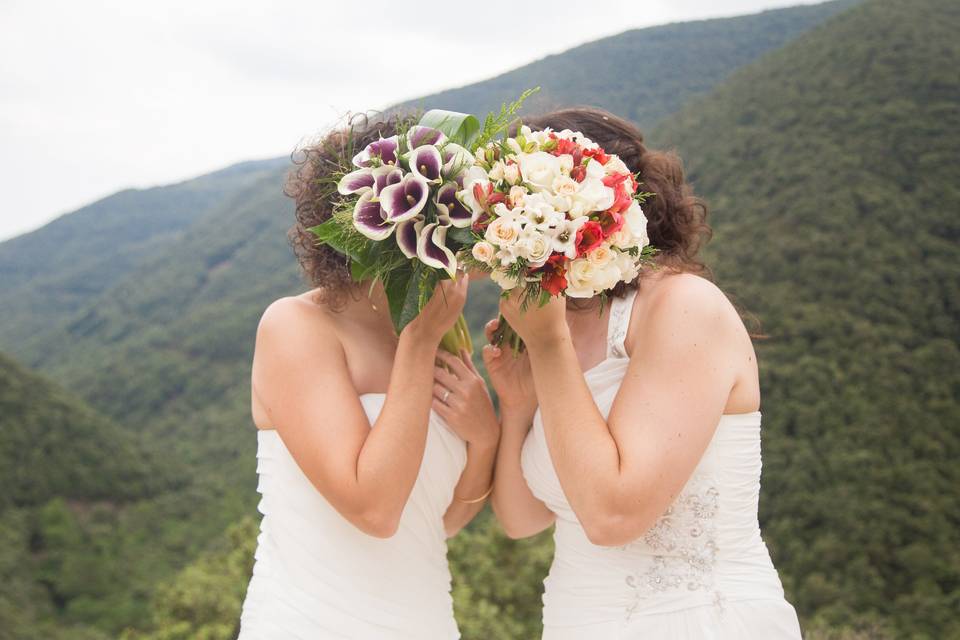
top-left (471, 241), bottom-right (495, 264)
top-left (484, 217), bottom-right (521, 246)
top-left (490, 267), bottom-right (520, 291)
top-left (624, 201), bottom-right (650, 248)
top-left (587, 244), bottom-right (615, 267)
top-left (564, 258), bottom-right (597, 298)
top-left (517, 229), bottom-right (553, 267)
top-left (552, 174), bottom-right (579, 197)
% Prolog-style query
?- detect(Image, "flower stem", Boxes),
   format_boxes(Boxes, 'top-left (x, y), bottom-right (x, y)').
top-left (439, 313), bottom-right (473, 356)
top-left (491, 313), bottom-right (525, 357)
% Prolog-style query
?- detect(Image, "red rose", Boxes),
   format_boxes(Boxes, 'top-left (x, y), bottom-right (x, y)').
top-left (575, 221), bottom-right (604, 257)
top-left (538, 254), bottom-right (568, 295)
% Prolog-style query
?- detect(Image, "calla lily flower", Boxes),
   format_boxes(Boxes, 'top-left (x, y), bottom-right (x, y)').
top-left (405, 125), bottom-right (447, 150)
top-left (352, 135), bottom-right (399, 168)
top-left (417, 221), bottom-right (457, 276)
top-left (352, 190), bottom-right (393, 240)
top-left (395, 215), bottom-right (424, 259)
top-left (436, 182), bottom-right (473, 228)
top-left (372, 165), bottom-right (403, 195)
top-left (408, 145), bottom-right (443, 184)
top-left (379, 174), bottom-right (429, 222)
top-left (337, 168), bottom-right (375, 195)
top-left (441, 143), bottom-right (472, 178)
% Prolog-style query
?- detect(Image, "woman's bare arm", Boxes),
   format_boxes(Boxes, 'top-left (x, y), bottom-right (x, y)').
top-left (252, 277), bottom-right (468, 538)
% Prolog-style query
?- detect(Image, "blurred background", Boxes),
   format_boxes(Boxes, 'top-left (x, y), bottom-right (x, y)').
top-left (0, 0), bottom-right (957, 638)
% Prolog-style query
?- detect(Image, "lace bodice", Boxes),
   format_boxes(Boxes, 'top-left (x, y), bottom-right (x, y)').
top-left (520, 289), bottom-right (791, 629)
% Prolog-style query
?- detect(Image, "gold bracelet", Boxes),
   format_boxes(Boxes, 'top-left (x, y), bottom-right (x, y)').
top-left (455, 483), bottom-right (494, 504)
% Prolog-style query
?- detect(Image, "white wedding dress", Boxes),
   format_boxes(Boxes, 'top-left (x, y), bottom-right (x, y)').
top-left (521, 289), bottom-right (803, 639)
top-left (238, 393), bottom-right (467, 639)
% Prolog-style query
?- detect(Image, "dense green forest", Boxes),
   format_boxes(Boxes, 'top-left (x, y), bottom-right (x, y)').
top-left (1, 0), bottom-right (957, 637)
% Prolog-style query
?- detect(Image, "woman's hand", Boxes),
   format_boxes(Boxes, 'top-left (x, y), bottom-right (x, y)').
top-left (433, 349), bottom-right (500, 449)
top-left (499, 289), bottom-right (568, 348)
top-left (403, 274), bottom-right (469, 344)
top-left (482, 318), bottom-right (538, 424)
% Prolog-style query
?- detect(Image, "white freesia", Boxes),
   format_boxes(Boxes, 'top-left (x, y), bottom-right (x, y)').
top-left (457, 165), bottom-right (491, 218)
top-left (552, 215), bottom-right (589, 259)
top-left (472, 241), bottom-right (495, 264)
top-left (503, 163), bottom-right (521, 185)
top-left (558, 154), bottom-right (574, 175)
top-left (517, 151), bottom-right (562, 192)
top-left (488, 161), bottom-right (506, 182)
top-left (522, 193), bottom-right (563, 233)
top-left (508, 185), bottom-right (527, 207)
top-left (485, 217), bottom-right (522, 247)
top-left (506, 138), bottom-right (523, 154)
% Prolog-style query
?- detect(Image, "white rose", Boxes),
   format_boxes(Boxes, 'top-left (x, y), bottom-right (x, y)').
top-left (552, 174), bottom-right (579, 197)
top-left (592, 262), bottom-right (623, 292)
top-left (585, 157), bottom-right (605, 180)
top-left (609, 227), bottom-right (636, 249)
top-left (565, 258), bottom-right (597, 298)
top-left (624, 201), bottom-right (649, 248)
top-left (517, 228), bottom-right (553, 267)
top-left (485, 217), bottom-right (521, 246)
top-left (471, 241), bottom-right (495, 264)
top-left (615, 249), bottom-right (641, 282)
top-left (517, 151), bottom-right (562, 192)
top-left (490, 267), bottom-right (520, 291)
top-left (572, 176), bottom-right (615, 213)
top-left (587, 244), bottom-right (615, 267)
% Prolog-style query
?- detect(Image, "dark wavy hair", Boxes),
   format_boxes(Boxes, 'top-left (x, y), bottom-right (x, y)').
top-left (284, 113), bottom-right (403, 309)
top-left (519, 107), bottom-right (713, 294)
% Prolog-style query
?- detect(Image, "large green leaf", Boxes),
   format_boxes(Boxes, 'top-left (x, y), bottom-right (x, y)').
top-left (418, 110), bottom-right (481, 147)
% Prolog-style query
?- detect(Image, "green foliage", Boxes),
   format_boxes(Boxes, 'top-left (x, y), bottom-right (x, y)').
top-left (651, 0), bottom-right (960, 635)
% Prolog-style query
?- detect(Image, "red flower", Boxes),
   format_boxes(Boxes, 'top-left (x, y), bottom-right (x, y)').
top-left (538, 254), bottom-right (568, 295)
top-left (603, 172), bottom-right (634, 214)
top-left (583, 146), bottom-right (610, 165)
top-left (597, 210), bottom-right (625, 238)
top-left (575, 221), bottom-right (604, 257)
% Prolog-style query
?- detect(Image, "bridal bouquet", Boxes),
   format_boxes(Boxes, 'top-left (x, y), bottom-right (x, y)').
top-left (310, 88), bottom-right (654, 354)
top-left (457, 124), bottom-right (655, 350)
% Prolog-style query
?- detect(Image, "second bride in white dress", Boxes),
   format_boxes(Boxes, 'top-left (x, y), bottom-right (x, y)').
top-left (487, 107), bottom-right (802, 639)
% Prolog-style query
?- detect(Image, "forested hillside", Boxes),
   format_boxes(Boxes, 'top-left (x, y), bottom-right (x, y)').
top-left (1, 0), bottom-right (956, 637)
top-left (391, 0), bottom-right (858, 129)
top-left (651, 0), bottom-right (960, 635)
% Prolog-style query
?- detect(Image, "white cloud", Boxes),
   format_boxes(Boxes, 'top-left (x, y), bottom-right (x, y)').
top-left (0, 0), bottom-right (822, 241)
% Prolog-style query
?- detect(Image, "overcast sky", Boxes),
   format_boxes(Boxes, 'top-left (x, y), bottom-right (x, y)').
top-left (0, 0), bottom-right (823, 241)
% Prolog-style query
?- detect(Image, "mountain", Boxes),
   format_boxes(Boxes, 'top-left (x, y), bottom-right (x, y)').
top-left (0, 158), bottom-right (286, 352)
top-left (0, 352), bottom-right (174, 639)
top-left (1, 0), bottom-right (957, 637)
top-left (650, 0), bottom-right (960, 635)
top-left (390, 0), bottom-right (859, 130)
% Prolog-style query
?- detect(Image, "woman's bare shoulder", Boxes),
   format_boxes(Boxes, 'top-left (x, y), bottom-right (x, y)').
top-left (257, 291), bottom-right (340, 348)
top-left (634, 272), bottom-right (742, 343)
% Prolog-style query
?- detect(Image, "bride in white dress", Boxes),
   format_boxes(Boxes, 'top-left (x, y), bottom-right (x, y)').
top-left (238, 116), bottom-right (500, 639)
top-left (487, 108), bottom-right (802, 639)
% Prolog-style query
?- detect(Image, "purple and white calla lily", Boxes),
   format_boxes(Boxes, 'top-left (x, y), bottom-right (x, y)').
top-left (372, 165), bottom-right (403, 195)
top-left (379, 174), bottom-right (429, 222)
top-left (352, 135), bottom-right (399, 168)
top-left (416, 221), bottom-right (458, 276)
top-left (352, 190), bottom-right (393, 241)
top-left (405, 125), bottom-right (447, 150)
top-left (408, 145), bottom-right (443, 184)
top-left (395, 215), bottom-right (424, 259)
top-left (337, 168), bottom-right (375, 195)
top-left (435, 182), bottom-right (473, 228)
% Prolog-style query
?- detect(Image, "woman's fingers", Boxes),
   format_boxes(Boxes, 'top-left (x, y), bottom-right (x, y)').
top-left (484, 318), bottom-right (499, 343)
top-left (434, 365), bottom-right (459, 388)
top-left (436, 349), bottom-right (472, 380)
top-left (460, 349), bottom-right (480, 375)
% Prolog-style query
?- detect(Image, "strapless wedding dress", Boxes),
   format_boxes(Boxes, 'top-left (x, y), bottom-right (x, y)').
top-left (238, 393), bottom-right (467, 639)
top-left (521, 289), bottom-right (802, 639)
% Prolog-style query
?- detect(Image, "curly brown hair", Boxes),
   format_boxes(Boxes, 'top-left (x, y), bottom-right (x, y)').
top-left (519, 106), bottom-right (713, 292)
top-left (284, 113), bottom-right (403, 309)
